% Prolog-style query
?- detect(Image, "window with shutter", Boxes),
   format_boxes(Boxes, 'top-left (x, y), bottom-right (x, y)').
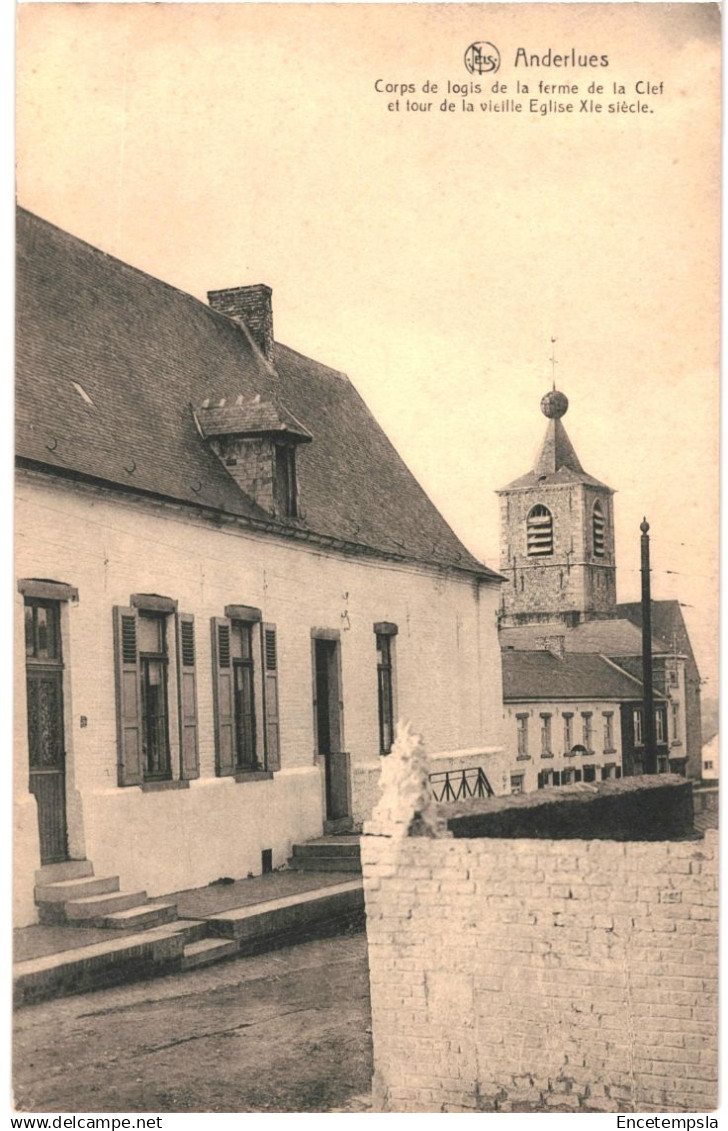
top-left (177, 613), bottom-right (200, 780)
top-left (211, 617), bottom-right (236, 776)
top-left (263, 624), bottom-right (281, 771)
top-left (113, 606), bottom-right (144, 786)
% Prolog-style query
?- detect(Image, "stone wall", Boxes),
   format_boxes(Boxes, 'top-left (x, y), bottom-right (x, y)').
top-left (363, 829), bottom-right (718, 1113)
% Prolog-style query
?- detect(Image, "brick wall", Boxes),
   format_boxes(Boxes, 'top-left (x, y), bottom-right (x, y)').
top-left (362, 830), bottom-right (718, 1113)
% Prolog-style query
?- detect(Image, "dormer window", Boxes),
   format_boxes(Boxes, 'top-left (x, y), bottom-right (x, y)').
top-left (527, 504), bottom-right (553, 556)
top-left (593, 501), bottom-right (605, 556)
top-left (196, 397), bottom-right (311, 520)
top-left (275, 443), bottom-right (298, 518)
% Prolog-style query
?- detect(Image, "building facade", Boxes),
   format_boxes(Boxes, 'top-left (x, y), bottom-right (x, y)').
top-left (15, 209), bottom-right (505, 925)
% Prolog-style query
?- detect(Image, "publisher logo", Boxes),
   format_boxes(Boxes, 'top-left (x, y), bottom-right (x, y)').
top-left (464, 41), bottom-right (501, 75)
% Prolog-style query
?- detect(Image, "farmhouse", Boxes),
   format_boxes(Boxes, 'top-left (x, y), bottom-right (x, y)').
top-left (15, 207), bottom-right (506, 926)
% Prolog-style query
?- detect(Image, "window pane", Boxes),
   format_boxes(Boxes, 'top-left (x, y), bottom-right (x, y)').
top-left (138, 613), bottom-right (164, 654)
top-left (141, 658), bottom-right (169, 778)
top-left (25, 605), bottom-right (34, 657)
top-left (234, 662), bottom-right (256, 765)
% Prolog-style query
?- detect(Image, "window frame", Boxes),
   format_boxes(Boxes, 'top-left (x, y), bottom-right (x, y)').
top-left (375, 631), bottom-right (395, 755)
top-left (516, 713), bottom-right (529, 757)
top-left (137, 610), bottom-right (172, 782)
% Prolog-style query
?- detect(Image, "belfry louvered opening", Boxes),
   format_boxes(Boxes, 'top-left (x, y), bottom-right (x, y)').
top-left (526, 504), bottom-right (553, 556)
top-left (593, 501), bottom-right (605, 556)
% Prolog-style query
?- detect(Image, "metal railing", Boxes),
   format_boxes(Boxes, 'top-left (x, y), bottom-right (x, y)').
top-left (429, 766), bottom-right (494, 803)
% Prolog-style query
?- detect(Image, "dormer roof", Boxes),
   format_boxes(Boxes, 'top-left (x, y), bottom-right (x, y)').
top-left (196, 398), bottom-right (312, 442)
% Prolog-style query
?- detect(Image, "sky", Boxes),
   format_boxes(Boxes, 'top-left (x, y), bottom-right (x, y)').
top-left (15, 2), bottom-right (720, 689)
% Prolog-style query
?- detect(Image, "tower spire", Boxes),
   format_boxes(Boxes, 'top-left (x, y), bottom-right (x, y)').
top-left (549, 336), bottom-right (557, 391)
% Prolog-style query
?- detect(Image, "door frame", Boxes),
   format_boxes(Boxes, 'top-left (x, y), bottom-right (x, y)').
top-left (18, 578), bottom-right (82, 867)
top-left (310, 628), bottom-right (352, 828)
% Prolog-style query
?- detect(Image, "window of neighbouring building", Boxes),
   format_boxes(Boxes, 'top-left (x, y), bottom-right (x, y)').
top-left (510, 774), bottom-right (524, 794)
top-left (374, 624), bottom-right (397, 755)
top-left (113, 598), bottom-right (200, 786)
top-left (655, 708), bottom-right (666, 745)
top-left (526, 504), bottom-right (553, 556)
top-left (671, 701), bottom-right (681, 744)
top-left (593, 501), bottom-right (605, 556)
top-left (603, 711), bottom-right (615, 752)
top-left (517, 714), bottom-right (529, 757)
top-left (633, 707), bottom-right (644, 747)
top-left (704, 760), bottom-right (714, 771)
top-left (583, 764), bottom-right (596, 783)
top-left (581, 711), bottom-right (593, 752)
top-left (540, 713), bottom-right (553, 757)
top-left (563, 712), bottom-right (574, 753)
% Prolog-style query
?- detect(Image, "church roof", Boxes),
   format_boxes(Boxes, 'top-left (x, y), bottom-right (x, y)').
top-left (498, 394), bottom-right (612, 492)
top-left (500, 618), bottom-right (669, 657)
top-left (16, 206), bottom-right (499, 580)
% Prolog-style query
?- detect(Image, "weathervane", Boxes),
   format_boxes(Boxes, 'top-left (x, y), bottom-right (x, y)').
top-left (549, 336), bottom-right (558, 391)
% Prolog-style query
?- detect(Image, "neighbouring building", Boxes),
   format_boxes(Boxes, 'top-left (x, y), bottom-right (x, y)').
top-left (501, 647), bottom-right (671, 793)
top-left (701, 733), bottom-right (719, 782)
top-left (497, 388), bottom-right (701, 783)
top-left (15, 207), bottom-right (506, 926)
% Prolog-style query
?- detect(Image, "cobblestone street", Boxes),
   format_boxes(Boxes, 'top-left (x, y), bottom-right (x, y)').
top-left (14, 933), bottom-right (372, 1114)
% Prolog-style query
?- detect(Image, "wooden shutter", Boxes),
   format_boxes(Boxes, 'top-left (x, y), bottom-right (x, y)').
top-left (176, 613), bottom-right (199, 780)
top-left (263, 623), bottom-right (281, 771)
top-left (113, 605), bottom-right (143, 786)
top-left (211, 616), bottom-right (235, 776)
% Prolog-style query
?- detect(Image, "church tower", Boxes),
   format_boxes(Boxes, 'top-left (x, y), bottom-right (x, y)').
top-left (497, 389), bottom-right (617, 626)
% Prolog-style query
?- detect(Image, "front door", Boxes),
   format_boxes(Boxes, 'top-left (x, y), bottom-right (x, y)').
top-left (313, 637), bottom-right (350, 822)
top-left (25, 598), bottom-right (68, 864)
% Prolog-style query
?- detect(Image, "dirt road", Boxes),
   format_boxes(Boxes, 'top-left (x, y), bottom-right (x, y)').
top-left (14, 933), bottom-right (372, 1113)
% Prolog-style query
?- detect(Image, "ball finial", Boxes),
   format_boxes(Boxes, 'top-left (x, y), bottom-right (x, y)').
top-left (541, 389), bottom-right (569, 419)
top-left (640, 518), bottom-right (650, 535)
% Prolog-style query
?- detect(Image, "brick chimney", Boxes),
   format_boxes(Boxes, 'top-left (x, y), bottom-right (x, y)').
top-left (207, 285), bottom-right (274, 360)
top-left (536, 634), bottom-right (566, 659)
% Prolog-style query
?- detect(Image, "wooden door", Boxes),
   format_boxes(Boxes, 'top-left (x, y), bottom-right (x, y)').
top-left (314, 638), bottom-right (349, 821)
top-left (25, 599), bottom-right (68, 864)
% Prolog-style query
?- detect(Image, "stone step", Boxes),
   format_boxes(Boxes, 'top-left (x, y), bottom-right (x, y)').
top-left (181, 937), bottom-right (239, 971)
top-left (99, 902), bottom-right (178, 931)
top-left (292, 839), bottom-right (361, 859)
top-left (289, 855), bottom-right (362, 873)
top-left (13, 921), bottom-right (194, 1007)
top-left (35, 875), bottom-right (120, 904)
top-left (206, 879), bottom-right (364, 951)
top-left (64, 890), bottom-right (147, 921)
top-left (34, 860), bottom-right (94, 885)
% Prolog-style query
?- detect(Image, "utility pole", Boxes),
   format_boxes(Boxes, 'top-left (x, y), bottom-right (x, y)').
top-left (640, 518), bottom-right (657, 774)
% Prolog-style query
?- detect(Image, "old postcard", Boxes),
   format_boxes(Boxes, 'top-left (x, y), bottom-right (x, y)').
top-left (13, 2), bottom-right (719, 1119)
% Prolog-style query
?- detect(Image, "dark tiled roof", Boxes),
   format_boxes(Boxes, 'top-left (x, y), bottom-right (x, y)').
top-left (197, 399), bottom-right (312, 441)
top-left (16, 207), bottom-right (497, 578)
top-left (617, 601), bottom-right (700, 675)
top-left (500, 618), bottom-right (668, 656)
top-left (499, 417), bottom-right (611, 491)
top-left (501, 649), bottom-right (663, 702)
